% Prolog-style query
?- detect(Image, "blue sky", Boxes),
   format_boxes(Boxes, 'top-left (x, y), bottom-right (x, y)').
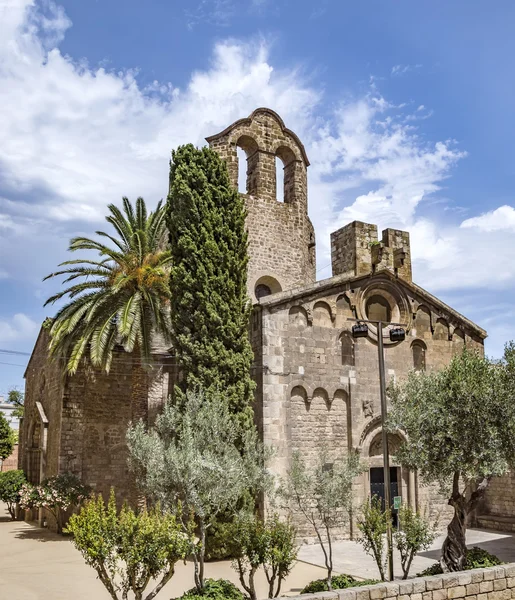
top-left (0, 0), bottom-right (514, 395)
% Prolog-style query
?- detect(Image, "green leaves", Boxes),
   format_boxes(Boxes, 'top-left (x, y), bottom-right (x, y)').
top-left (225, 511), bottom-right (297, 600)
top-left (0, 412), bottom-right (15, 461)
top-left (67, 489), bottom-right (191, 600)
top-left (44, 197), bottom-right (172, 375)
top-left (281, 449), bottom-right (364, 588)
top-left (357, 496), bottom-right (391, 581)
top-left (126, 389), bottom-right (270, 593)
top-left (0, 470), bottom-right (26, 519)
top-left (388, 348), bottom-right (515, 492)
top-left (167, 145), bottom-right (254, 429)
top-left (394, 504), bottom-right (438, 579)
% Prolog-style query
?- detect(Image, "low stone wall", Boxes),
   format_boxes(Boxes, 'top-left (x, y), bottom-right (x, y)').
top-left (278, 564), bottom-right (515, 600)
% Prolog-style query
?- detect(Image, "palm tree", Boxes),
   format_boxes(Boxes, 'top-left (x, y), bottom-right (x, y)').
top-left (44, 197), bottom-right (171, 425)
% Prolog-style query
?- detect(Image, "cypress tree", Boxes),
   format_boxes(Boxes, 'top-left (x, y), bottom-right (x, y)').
top-left (166, 144), bottom-right (255, 429)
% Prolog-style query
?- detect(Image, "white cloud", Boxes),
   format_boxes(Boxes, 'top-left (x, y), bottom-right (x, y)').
top-left (0, 0), bottom-right (513, 359)
top-left (0, 0), bottom-right (317, 284)
top-left (0, 313), bottom-right (39, 344)
top-left (391, 64), bottom-right (422, 76)
top-left (461, 205), bottom-right (515, 232)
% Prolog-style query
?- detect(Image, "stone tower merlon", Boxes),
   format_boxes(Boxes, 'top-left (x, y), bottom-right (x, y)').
top-left (331, 221), bottom-right (412, 282)
top-left (207, 108), bottom-right (316, 301)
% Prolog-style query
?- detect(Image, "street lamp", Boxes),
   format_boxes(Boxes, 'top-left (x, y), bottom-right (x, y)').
top-left (350, 317), bottom-right (406, 581)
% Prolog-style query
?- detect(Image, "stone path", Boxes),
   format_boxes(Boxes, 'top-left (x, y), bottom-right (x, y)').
top-left (0, 503), bottom-right (325, 600)
top-left (299, 528), bottom-right (515, 581)
top-left (2, 500), bottom-right (514, 599)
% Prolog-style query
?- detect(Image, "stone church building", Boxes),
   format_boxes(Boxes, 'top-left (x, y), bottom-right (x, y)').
top-left (19, 108), bottom-right (512, 535)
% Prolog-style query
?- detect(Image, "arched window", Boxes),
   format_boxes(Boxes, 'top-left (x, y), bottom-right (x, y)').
top-left (255, 284), bottom-right (272, 299)
top-left (340, 332), bottom-right (355, 367)
top-left (275, 146), bottom-right (296, 204)
top-left (237, 146), bottom-right (247, 193)
top-left (236, 135), bottom-right (258, 195)
top-left (275, 156), bottom-right (285, 202)
top-left (254, 275), bottom-right (282, 302)
top-left (412, 340), bottom-right (427, 371)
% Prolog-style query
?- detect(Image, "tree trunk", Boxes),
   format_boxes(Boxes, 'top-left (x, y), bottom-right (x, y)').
top-left (441, 474), bottom-right (491, 572)
top-left (131, 352), bottom-right (149, 509)
top-left (441, 496), bottom-right (467, 572)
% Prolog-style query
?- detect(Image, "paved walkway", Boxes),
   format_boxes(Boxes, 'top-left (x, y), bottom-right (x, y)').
top-left (0, 504), bottom-right (325, 600)
top-left (299, 527), bottom-right (515, 581)
top-left (2, 500), bottom-right (514, 599)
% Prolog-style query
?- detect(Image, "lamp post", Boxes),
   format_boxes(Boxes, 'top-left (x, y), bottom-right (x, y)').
top-left (349, 317), bottom-right (406, 582)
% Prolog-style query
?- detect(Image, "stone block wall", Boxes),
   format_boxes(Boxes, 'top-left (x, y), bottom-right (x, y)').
top-left (477, 473), bottom-right (515, 531)
top-left (273, 564), bottom-right (515, 600)
top-left (207, 108), bottom-right (316, 300)
top-left (331, 221), bottom-right (378, 279)
top-left (20, 327), bottom-right (65, 484)
top-left (482, 473), bottom-right (515, 518)
top-left (330, 221), bottom-right (412, 283)
top-left (257, 267), bottom-right (486, 539)
top-left (61, 353), bottom-right (134, 505)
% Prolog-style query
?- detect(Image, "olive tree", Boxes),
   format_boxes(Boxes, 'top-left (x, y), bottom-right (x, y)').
top-left (357, 496), bottom-right (390, 582)
top-left (126, 390), bottom-right (269, 594)
top-left (394, 504), bottom-right (438, 579)
top-left (281, 449), bottom-right (363, 591)
top-left (388, 347), bottom-right (515, 572)
top-left (226, 511), bottom-right (297, 600)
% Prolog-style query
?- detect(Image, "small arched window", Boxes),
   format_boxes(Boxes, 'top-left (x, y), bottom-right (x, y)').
top-left (237, 146), bottom-right (247, 193)
top-left (275, 146), bottom-right (296, 204)
top-left (255, 284), bottom-right (272, 299)
top-left (254, 276), bottom-right (282, 302)
top-left (275, 156), bottom-right (285, 202)
top-left (236, 135), bottom-right (258, 195)
top-left (341, 332), bottom-right (355, 367)
top-left (412, 341), bottom-right (427, 371)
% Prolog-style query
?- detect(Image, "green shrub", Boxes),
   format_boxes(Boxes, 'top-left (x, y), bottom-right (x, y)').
top-left (416, 562), bottom-right (443, 577)
top-left (301, 575), bottom-right (379, 594)
top-left (67, 490), bottom-right (191, 600)
top-left (225, 511), bottom-right (297, 600)
top-left (466, 546), bottom-right (503, 569)
top-left (179, 579), bottom-right (244, 600)
top-left (416, 547), bottom-right (503, 577)
top-left (0, 470), bottom-right (26, 519)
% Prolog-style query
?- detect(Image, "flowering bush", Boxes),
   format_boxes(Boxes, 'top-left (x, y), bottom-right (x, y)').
top-left (19, 473), bottom-right (90, 533)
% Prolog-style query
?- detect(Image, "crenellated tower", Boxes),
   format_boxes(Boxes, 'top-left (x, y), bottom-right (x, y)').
top-left (207, 108), bottom-right (316, 301)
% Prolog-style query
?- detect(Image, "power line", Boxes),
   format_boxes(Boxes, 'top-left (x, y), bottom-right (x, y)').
top-left (0, 347), bottom-right (271, 377)
top-left (0, 361), bottom-right (26, 367)
top-left (316, 263), bottom-right (331, 273)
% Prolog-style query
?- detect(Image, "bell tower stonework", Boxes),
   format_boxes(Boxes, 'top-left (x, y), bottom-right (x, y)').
top-left (207, 108), bottom-right (316, 301)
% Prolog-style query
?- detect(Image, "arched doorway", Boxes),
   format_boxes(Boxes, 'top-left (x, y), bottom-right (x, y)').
top-left (360, 423), bottom-right (416, 521)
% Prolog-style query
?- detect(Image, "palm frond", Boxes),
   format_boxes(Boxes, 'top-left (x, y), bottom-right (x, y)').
top-left (44, 196), bottom-right (171, 375)
top-left (136, 197), bottom-right (147, 232)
